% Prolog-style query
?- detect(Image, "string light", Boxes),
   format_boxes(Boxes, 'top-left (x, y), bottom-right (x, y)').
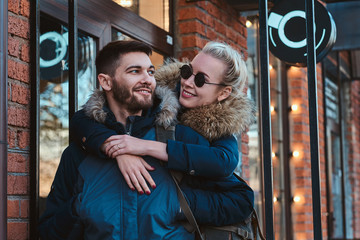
top-left (292, 151), bottom-right (300, 158)
top-left (293, 195), bottom-right (301, 203)
top-left (270, 105), bottom-right (275, 113)
top-left (246, 20), bottom-right (252, 28)
top-left (291, 104), bottom-right (298, 111)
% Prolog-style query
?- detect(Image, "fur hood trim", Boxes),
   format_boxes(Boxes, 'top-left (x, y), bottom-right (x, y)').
top-left (83, 86), bottom-right (180, 129)
top-left (83, 60), bottom-right (255, 141)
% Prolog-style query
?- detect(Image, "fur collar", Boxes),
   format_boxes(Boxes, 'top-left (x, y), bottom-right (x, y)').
top-left (83, 60), bottom-right (255, 141)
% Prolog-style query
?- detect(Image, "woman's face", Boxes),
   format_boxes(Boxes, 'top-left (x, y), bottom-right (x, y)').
top-left (179, 52), bottom-right (231, 109)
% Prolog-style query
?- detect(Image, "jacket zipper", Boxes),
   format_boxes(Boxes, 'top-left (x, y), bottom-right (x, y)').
top-left (125, 116), bottom-right (135, 135)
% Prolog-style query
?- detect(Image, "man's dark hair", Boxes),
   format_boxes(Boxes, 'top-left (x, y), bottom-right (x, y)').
top-left (95, 40), bottom-right (153, 77)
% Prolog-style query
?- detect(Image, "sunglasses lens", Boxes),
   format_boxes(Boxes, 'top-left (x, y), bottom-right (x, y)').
top-left (194, 74), bottom-right (205, 87)
top-left (180, 65), bottom-right (192, 79)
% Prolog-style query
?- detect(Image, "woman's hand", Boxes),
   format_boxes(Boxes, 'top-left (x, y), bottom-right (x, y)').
top-left (103, 135), bottom-right (169, 161)
top-left (104, 135), bottom-right (147, 158)
top-left (116, 154), bottom-right (156, 194)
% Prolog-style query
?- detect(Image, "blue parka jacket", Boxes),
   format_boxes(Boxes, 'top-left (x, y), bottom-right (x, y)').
top-left (38, 61), bottom-right (256, 240)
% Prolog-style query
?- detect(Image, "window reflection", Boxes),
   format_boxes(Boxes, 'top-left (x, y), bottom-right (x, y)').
top-left (39, 15), bottom-right (96, 214)
top-left (112, 0), bottom-right (170, 31)
top-left (245, 17), bottom-right (264, 232)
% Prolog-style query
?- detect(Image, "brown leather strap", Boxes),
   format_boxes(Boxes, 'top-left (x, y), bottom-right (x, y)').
top-left (170, 171), bottom-right (204, 240)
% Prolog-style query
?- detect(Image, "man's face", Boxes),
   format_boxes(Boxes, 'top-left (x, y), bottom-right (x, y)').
top-left (111, 52), bottom-right (156, 114)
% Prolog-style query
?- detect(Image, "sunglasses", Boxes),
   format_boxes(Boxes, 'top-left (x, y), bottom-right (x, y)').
top-left (179, 64), bottom-right (229, 88)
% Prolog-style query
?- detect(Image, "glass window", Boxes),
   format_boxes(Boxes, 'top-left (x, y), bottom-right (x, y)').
top-left (245, 17), bottom-right (264, 231)
top-left (112, 0), bottom-right (170, 32)
top-left (39, 15), bottom-right (96, 215)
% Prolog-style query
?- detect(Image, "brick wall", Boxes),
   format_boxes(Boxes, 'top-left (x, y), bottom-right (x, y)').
top-left (287, 64), bottom-right (327, 240)
top-left (348, 80), bottom-right (360, 238)
top-left (175, 0), bottom-right (250, 179)
top-left (7, 0), bottom-right (31, 239)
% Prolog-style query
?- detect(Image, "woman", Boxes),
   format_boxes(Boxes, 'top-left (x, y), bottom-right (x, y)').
top-left (69, 41), bottom-right (255, 238)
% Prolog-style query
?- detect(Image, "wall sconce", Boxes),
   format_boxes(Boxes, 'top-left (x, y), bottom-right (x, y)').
top-left (272, 152), bottom-right (276, 158)
top-left (273, 196), bottom-right (279, 203)
top-left (292, 151), bottom-right (300, 158)
top-left (289, 150), bottom-right (300, 158)
top-left (270, 105), bottom-right (277, 114)
top-left (113, 0), bottom-right (133, 7)
top-left (269, 64), bottom-right (273, 71)
top-left (293, 195), bottom-right (301, 203)
top-left (289, 104), bottom-right (299, 112)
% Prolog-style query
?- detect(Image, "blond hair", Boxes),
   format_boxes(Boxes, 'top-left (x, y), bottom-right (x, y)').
top-left (202, 41), bottom-right (248, 98)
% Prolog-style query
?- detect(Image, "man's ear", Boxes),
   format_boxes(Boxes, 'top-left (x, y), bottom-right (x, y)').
top-left (218, 86), bottom-right (232, 102)
top-left (98, 73), bottom-right (112, 91)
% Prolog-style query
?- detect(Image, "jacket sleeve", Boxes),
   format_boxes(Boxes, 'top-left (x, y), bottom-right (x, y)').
top-left (69, 109), bottom-right (117, 158)
top-left (38, 144), bottom-right (84, 240)
top-left (180, 175), bottom-right (254, 226)
top-left (167, 125), bottom-right (239, 177)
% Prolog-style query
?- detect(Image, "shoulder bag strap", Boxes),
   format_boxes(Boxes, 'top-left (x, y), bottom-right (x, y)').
top-left (155, 125), bottom-right (205, 240)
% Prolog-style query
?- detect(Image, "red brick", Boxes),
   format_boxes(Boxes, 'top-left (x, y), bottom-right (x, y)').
top-left (18, 130), bottom-right (30, 149)
top-left (7, 199), bottom-right (20, 218)
top-left (178, 7), bottom-right (205, 22)
top-left (20, 199), bottom-right (29, 218)
top-left (8, 106), bottom-right (30, 128)
top-left (214, 20), bottom-right (226, 36)
top-left (8, 0), bottom-right (20, 14)
top-left (203, 1), bottom-right (221, 19)
top-left (8, 175), bottom-right (29, 195)
top-left (8, 36), bottom-right (20, 57)
top-left (8, 15), bottom-right (30, 39)
top-left (179, 20), bottom-right (206, 35)
top-left (11, 83), bottom-right (30, 105)
top-left (241, 132), bottom-right (249, 143)
top-left (8, 129), bottom-right (16, 149)
top-left (181, 35), bottom-right (206, 49)
top-left (20, 42), bottom-right (30, 62)
top-left (20, 0), bottom-right (30, 18)
top-left (205, 27), bottom-right (218, 40)
top-left (7, 222), bottom-right (28, 240)
top-left (241, 143), bottom-right (249, 155)
top-left (8, 152), bottom-right (29, 173)
top-left (178, 49), bottom-right (198, 61)
top-left (8, 59), bottom-right (30, 83)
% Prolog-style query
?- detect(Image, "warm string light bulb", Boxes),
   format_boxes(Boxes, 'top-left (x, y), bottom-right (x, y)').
top-left (273, 196), bottom-right (278, 203)
top-left (291, 104), bottom-right (298, 111)
top-left (293, 195), bottom-right (301, 203)
top-left (269, 65), bottom-right (273, 70)
top-left (270, 105), bottom-right (275, 113)
top-left (292, 151), bottom-right (300, 158)
top-left (272, 152), bottom-right (276, 158)
top-left (246, 20), bottom-right (252, 28)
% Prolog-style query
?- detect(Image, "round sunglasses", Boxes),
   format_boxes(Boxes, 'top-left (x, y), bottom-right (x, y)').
top-left (179, 64), bottom-right (229, 88)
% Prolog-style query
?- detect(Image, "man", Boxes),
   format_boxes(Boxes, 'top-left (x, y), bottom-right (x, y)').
top-left (39, 40), bottom-right (254, 240)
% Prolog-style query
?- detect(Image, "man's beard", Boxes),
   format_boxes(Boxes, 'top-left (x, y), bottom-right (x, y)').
top-left (112, 81), bottom-right (154, 114)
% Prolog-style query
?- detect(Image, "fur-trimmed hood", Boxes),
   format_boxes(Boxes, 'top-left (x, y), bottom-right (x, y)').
top-left (83, 60), bottom-right (255, 141)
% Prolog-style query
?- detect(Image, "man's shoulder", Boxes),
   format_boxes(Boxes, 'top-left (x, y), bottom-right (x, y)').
top-left (61, 142), bottom-right (88, 168)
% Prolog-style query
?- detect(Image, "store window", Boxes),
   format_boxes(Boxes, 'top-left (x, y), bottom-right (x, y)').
top-left (113, 0), bottom-right (170, 32)
top-left (245, 17), bottom-right (264, 232)
top-left (39, 15), bottom-right (97, 214)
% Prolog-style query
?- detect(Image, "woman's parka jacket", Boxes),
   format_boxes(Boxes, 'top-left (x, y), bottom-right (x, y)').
top-left (38, 61), bottom-right (255, 240)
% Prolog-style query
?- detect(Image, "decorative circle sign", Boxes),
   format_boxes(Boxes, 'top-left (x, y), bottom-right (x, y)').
top-left (268, 0), bottom-right (336, 66)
